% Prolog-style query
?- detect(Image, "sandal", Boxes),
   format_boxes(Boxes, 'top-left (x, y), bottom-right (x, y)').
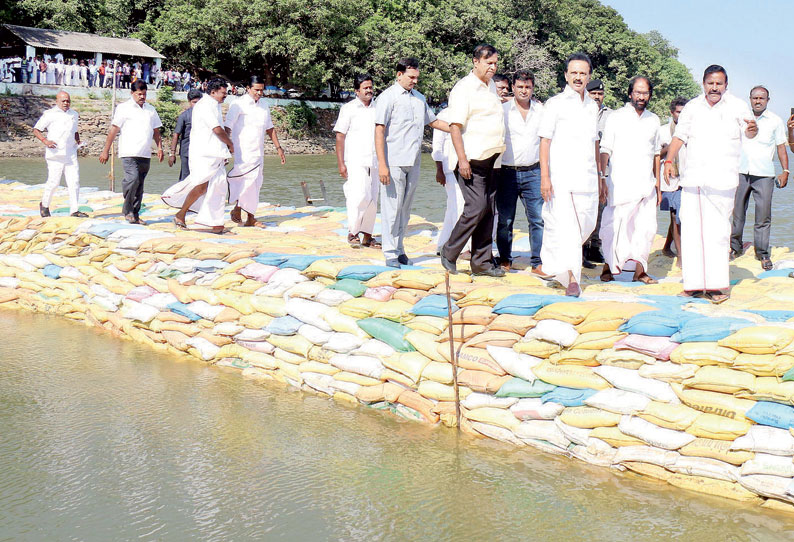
top-left (705, 291), bottom-right (729, 304)
top-left (362, 239), bottom-right (382, 248)
top-left (634, 273), bottom-right (658, 285)
top-left (173, 217), bottom-right (188, 230)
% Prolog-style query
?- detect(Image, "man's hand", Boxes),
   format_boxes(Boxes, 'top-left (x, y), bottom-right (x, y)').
top-left (656, 188), bottom-right (663, 206)
top-left (379, 164), bottom-right (390, 186)
top-left (540, 174), bottom-right (553, 202)
top-left (157, 148), bottom-right (164, 162)
top-left (168, 155), bottom-right (176, 167)
top-left (42, 138), bottom-right (57, 149)
top-left (277, 147), bottom-right (286, 165)
top-left (777, 171), bottom-right (788, 189)
top-left (598, 177), bottom-right (608, 204)
top-left (227, 143), bottom-right (234, 155)
top-left (663, 161), bottom-right (674, 185)
top-left (99, 149), bottom-right (109, 164)
top-left (458, 158), bottom-right (472, 180)
top-left (435, 169), bottom-right (446, 186)
top-left (338, 163), bottom-right (348, 179)
top-left (788, 114), bottom-right (794, 131)
top-left (745, 118), bottom-right (758, 138)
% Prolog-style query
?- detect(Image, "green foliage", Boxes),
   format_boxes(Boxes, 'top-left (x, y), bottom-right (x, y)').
top-left (153, 85), bottom-right (182, 137)
top-left (272, 102), bottom-right (318, 138)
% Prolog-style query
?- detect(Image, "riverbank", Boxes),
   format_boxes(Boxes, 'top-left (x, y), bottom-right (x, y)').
top-left (2, 179), bottom-right (794, 515)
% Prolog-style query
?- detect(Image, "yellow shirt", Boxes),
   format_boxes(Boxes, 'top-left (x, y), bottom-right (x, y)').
top-left (446, 72), bottom-right (505, 166)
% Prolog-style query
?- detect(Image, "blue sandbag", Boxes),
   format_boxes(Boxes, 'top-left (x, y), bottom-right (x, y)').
top-left (166, 302), bottom-right (201, 321)
top-left (639, 295), bottom-right (709, 307)
top-left (758, 269), bottom-right (793, 279)
top-left (41, 264), bottom-right (62, 279)
top-left (194, 259), bottom-right (229, 272)
top-left (411, 295), bottom-right (458, 317)
top-left (85, 222), bottom-right (144, 239)
top-left (747, 310), bottom-right (794, 322)
top-left (541, 387), bottom-right (598, 407)
top-left (619, 310), bottom-right (703, 337)
top-left (495, 377), bottom-right (556, 398)
top-left (493, 294), bottom-right (572, 316)
top-left (337, 264), bottom-right (396, 281)
top-left (266, 315), bottom-right (304, 335)
top-left (746, 401), bottom-right (794, 430)
top-left (253, 252), bottom-right (291, 266)
top-left (279, 255), bottom-right (334, 271)
top-left (670, 317), bottom-right (753, 343)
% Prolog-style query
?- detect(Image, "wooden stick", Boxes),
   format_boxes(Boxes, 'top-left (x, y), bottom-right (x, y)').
top-left (445, 271), bottom-right (461, 431)
top-left (108, 60), bottom-right (118, 192)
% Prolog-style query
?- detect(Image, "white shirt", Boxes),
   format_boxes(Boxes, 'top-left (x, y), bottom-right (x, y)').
top-left (674, 92), bottom-right (753, 190)
top-left (333, 96), bottom-right (377, 167)
top-left (34, 106), bottom-right (79, 160)
top-left (501, 99), bottom-right (543, 167)
top-left (446, 71), bottom-right (506, 165)
top-left (739, 109), bottom-right (786, 177)
top-left (431, 108), bottom-right (455, 174)
top-left (226, 94), bottom-right (274, 165)
top-left (111, 98), bottom-right (163, 158)
top-left (537, 85), bottom-right (600, 193)
top-left (659, 121), bottom-right (686, 191)
top-left (600, 103), bottom-right (661, 205)
top-left (189, 94), bottom-right (230, 160)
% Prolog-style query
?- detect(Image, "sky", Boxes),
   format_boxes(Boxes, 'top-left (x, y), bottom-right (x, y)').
top-left (603, 0), bottom-right (793, 123)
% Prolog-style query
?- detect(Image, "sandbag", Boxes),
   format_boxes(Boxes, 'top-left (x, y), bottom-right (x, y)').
top-left (492, 293), bottom-right (560, 316)
top-left (533, 301), bottom-right (601, 325)
top-left (406, 315), bottom-right (448, 335)
top-left (731, 426), bottom-right (794, 456)
top-left (619, 415), bottom-right (695, 450)
top-left (465, 406), bottom-right (520, 431)
top-left (509, 398), bottom-right (565, 420)
top-left (541, 387), bottom-right (597, 407)
top-left (266, 315), bottom-right (303, 336)
top-left (451, 305), bottom-right (496, 326)
top-left (718, 326), bottom-right (794, 354)
top-left (524, 319), bottom-right (578, 347)
top-left (487, 314), bottom-right (536, 335)
top-left (669, 342), bottom-right (738, 366)
top-left (513, 339), bottom-right (561, 358)
top-left (585, 388), bottom-right (651, 415)
top-left (613, 445), bottom-right (679, 467)
top-left (383, 352), bottom-right (431, 383)
top-left (638, 362), bottom-right (698, 383)
top-left (513, 420), bottom-right (570, 449)
top-left (328, 278), bottom-right (367, 298)
top-left (614, 334), bottom-right (678, 361)
top-left (670, 317), bottom-right (753, 343)
top-left (666, 456), bottom-right (739, 482)
top-left (496, 377), bottom-right (556, 398)
top-left (746, 401), bottom-right (794, 430)
top-left (683, 366), bottom-right (755, 394)
top-left (594, 366), bottom-right (678, 403)
top-left (679, 437), bottom-right (754, 465)
top-left (559, 406), bottom-right (621, 428)
top-left (687, 413), bottom-right (752, 440)
top-left (741, 453), bottom-right (794, 477)
top-left (577, 303), bottom-right (656, 333)
top-left (639, 401), bottom-right (700, 431)
top-left (462, 392), bottom-right (518, 410)
top-left (406, 329), bottom-right (447, 362)
top-left (620, 310), bottom-right (700, 337)
top-left (486, 345), bottom-right (540, 382)
top-left (672, 384), bottom-right (756, 421)
top-left (532, 361), bottom-right (610, 390)
top-left (357, 318), bottom-right (415, 352)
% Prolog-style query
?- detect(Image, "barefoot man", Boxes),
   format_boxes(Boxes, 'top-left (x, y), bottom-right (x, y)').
top-left (664, 65), bottom-right (757, 303)
top-left (599, 76), bottom-right (661, 285)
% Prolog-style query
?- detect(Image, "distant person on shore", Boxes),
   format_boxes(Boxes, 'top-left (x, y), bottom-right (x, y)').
top-left (37, 57), bottom-right (46, 85)
top-left (439, 44), bottom-right (506, 277)
top-left (79, 61), bottom-right (88, 87)
top-left (169, 88), bottom-right (202, 181)
top-left (658, 97), bottom-right (688, 262)
top-left (162, 78), bottom-right (234, 233)
top-left (730, 85), bottom-right (788, 270)
top-left (375, 57), bottom-right (450, 267)
top-left (664, 64), bottom-right (757, 303)
top-left (334, 73), bottom-right (381, 248)
top-left (226, 75), bottom-right (286, 227)
top-left (537, 52), bottom-right (603, 297)
top-left (99, 79), bottom-right (164, 224)
top-left (98, 61), bottom-right (105, 87)
top-left (88, 60), bottom-right (97, 87)
top-left (598, 76), bottom-right (661, 284)
top-left (432, 108), bottom-right (468, 256)
top-left (46, 57), bottom-right (55, 85)
top-left (33, 91), bottom-right (87, 218)
top-left (495, 70), bottom-right (545, 275)
top-left (493, 74), bottom-right (512, 103)
top-left (581, 78), bottom-right (611, 269)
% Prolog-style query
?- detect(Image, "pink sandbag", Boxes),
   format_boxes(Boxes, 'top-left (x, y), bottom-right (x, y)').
top-left (235, 339), bottom-right (275, 353)
top-left (238, 263), bottom-right (279, 283)
top-left (364, 286), bottom-right (397, 302)
top-left (614, 334), bottom-right (679, 360)
top-left (125, 285), bottom-right (158, 302)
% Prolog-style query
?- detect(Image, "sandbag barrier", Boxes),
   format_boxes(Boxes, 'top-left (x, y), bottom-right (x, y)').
top-left (4, 185), bottom-right (794, 513)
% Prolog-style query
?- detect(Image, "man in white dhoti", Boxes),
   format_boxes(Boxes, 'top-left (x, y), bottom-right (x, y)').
top-left (334, 73), bottom-right (380, 249)
top-left (162, 78), bottom-right (234, 234)
top-left (599, 76), bottom-right (661, 284)
top-left (664, 65), bottom-right (757, 303)
top-left (227, 75), bottom-right (286, 227)
top-left (432, 108), bottom-right (468, 255)
top-left (537, 53), bottom-right (604, 297)
top-left (33, 91), bottom-right (88, 218)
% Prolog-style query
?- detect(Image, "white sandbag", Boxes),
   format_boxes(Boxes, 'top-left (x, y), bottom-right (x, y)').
top-left (324, 332), bottom-right (365, 354)
top-left (352, 339), bottom-right (395, 358)
top-left (486, 345), bottom-right (540, 382)
top-left (619, 415), bottom-right (696, 450)
top-left (141, 292), bottom-right (179, 311)
top-left (315, 288), bottom-right (354, 307)
top-left (329, 379), bottom-right (361, 396)
top-left (513, 420), bottom-right (571, 449)
top-left (121, 299), bottom-right (159, 323)
top-left (271, 268), bottom-right (309, 287)
top-left (613, 445), bottom-right (680, 467)
top-left (329, 354), bottom-right (384, 379)
top-left (638, 362), bottom-right (698, 382)
top-left (105, 264), bottom-right (128, 283)
top-left (731, 426), bottom-right (794, 456)
top-left (90, 295), bottom-right (120, 312)
top-left (524, 319), bottom-right (578, 347)
top-left (235, 329), bottom-right (270, 342)
top-left (186, 300), bottom-right (225, 321)
top-left (585, 388), bottom-right (651, 414)
top-left (462, 392), bottom-right (518, 410)
top-left (284, 281), bottom-right (326, 301)
top-left (0, 255), bottom-right (35, 272)
top-left (739, 475), bottom-right (794, 503)
top-left (195, 273), bottom-right (220, 286)
top-left (570, 443), bottom-right (616, 467)
top-left (15, 229), bottom-right (37, 241)
top-left (0, 277), bottom-right (20, 288)
top-left (285, 298), bottom-right (332, 331)
top-left (554, 418), bottom-right (592, 446)
top-left (471, 422), bottom-right (526, 447)
top-left (740, 454), bottom-right (794, 477)
top-left (236, 340), bottom-right (276, 354)
top-left (510, 398), bottom-right (565, 420)
top-left (213, 322), bottom-right (244, 336)
top-left (186, 337), bottom-right (221, 361)
top-left (170, 258), bottom-right (202, 273)
top-left (594, 366), bottom-right (679, 403)
top-left (177, 272), bottom-right (200, 285)
top-left (302, 372), bottom-right (336, 395)
top-left (57, 267), bottom-right (82, 281)
top-left (298, 324), bottom-right (333, 345)
top-left (666, 456), bottom-right (739, 482)
top-left (23, 253), bottom-right (50, 269)
top-left (90, 284), bottom-right (122, 305)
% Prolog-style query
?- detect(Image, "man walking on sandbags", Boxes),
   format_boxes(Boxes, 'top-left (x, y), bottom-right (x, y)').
top-left (168, 88), bottom-right (202, 182)
top-left (664, 65), bottom-right (757, 303)
top-left (598, 76), bottom-right (661, 285)
top-left (33, 91), bottom-right (88, 218)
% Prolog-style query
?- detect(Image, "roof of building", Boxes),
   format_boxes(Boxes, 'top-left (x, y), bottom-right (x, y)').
top-left (3, 24), bottom-right (164, 59)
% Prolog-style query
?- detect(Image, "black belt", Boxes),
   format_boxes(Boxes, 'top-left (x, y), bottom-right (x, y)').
top-left (503, 163), bottom-right (539, 172)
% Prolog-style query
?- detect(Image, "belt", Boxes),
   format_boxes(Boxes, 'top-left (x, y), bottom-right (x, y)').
top-left (503, 163), bottom-right (539, 172)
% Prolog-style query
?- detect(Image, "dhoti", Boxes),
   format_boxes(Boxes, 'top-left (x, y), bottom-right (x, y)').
top-left (162, 157), bottom-right (228, 227)
top-left (540, 190), bottom-right (598, 287)
top-left (680, 185), bottom-right (735, 292)
top-left (437, 170), bottom-right (468, 252)
top-left (599, 188), bottom-right (657, 273)
top-left (42, 155), bottom-right (80, 214)
top-left (343, 162), bottom-right (379, 235)
top-left (227, 160), bottom-right (263, 215)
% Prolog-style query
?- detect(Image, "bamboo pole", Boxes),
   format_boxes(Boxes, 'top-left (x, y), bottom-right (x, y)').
top-left (444, 271), bottom-right (462, 431)
top-left (108, 59), bottom-right (118, 192)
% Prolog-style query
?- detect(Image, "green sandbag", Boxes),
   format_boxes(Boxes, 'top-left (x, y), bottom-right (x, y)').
top-left (357, 317), bottom-right (415, 352)
top-left (783, 366), bottom-right (794, 382)
top-left (53, 205), bottom-right (93, 214)
top-left (329, 278), bottom-right (367, 297)
top-left (495, 377), bottom-right (556, 398)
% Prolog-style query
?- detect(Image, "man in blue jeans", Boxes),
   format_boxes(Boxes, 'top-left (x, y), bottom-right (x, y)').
top-left (496, 70), bottom-right (547, 276)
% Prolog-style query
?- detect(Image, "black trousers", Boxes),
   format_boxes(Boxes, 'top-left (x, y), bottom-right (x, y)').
top-left (121, 157), bottom-right (151, 216)
top-left (442, 154), bottom-right (499, 273)
top-left (179, 155), bottom-right (190, 181)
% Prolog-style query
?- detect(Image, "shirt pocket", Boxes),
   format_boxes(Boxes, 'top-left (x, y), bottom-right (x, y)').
top-left (391, 101), bottom-right (415, 126)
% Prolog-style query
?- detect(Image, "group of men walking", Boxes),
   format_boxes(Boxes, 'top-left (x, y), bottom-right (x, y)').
top-left (31, 45), bottom-right (791, 301)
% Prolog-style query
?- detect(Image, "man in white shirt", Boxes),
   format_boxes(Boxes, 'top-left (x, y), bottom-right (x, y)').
top-left (599, 76), bottom-right (661, 284)
top-left (162, 78), bottom-right (234, 233)
top-left (730, 86), bottom-right (789, 270)
top-left (537, 53), bottom-right (603, 297)
top-left (582, 78), bottom-right (612, 269)
top-left (334, 73), bottom-right (380, 248)
top-left (432, 108), bottom-right (467, 256)
top-left (227, 75), bottom-right (286, 227)
top-left (664, 65), bottom-right (758, 303)
top-left (33, 91), bottom-right (87, 218)
top-left (440, 44), bottom-right (506, 277)
top-left (495, 70), bottom-right (544, 275)
top-left (659, 97), bottom-right (688, 261)
top-left (99, 79), bottom-right (164, 224)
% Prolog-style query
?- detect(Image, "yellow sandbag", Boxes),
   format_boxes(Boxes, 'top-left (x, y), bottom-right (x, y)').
top-left (250, 295), bottom-right (287, 317)
top-left (392, 269), bottom-right (448, 290)
top-left (304, 257), bottom-right (372, 279)
top-left (686, 413), bottom-right (752, 440)
top-left (213, 307), bottom-right (243, 323)
top-left (405, 315), bottom-right (448, 335)
top-left (513, 339), bottom-right (561, 358)
top-left (532, 361), bottom-right (610, 390)
top-left (417, 380), bottom-right (466, 402)
top-left (392, 288), bottom-right (428, 305)
top-left (667, 474), bottom-right (762, 503)
top-left (276, 359), bottom-right (303, 383)
top-left (406, 329), bottom-right (447, 362)
top-left (396, 389), bottom-right (440, 423)
top-left (622, 462), bottom-right (672, 482)
top-left (596, 348), bottom-right (655, 370)
top-left (462, 330), bottom-right (521, 349)
top-left (559, 406), bottom-right (621, 428)
top-left (236, 279), bottom-right (264, 294)
top-left (672, 384), bottom-right (756, 420)
top-left (436, 324), bottom-right (487, 343)
top-left (338, 297), bottom-right (382, 319)
top-left (364, 270), bottom-right (402, 288)
top-left (590, 426), bottom-right (645, 447)
top-left (372, 299), bottom-right (415, 323)
top-left (186, 285), bottom-right (220, 306)
top-left (243, 351), bottom-right (278, 370)
top-left (421, 361), bottom-right (454, 384)
top-left (548, 349), bottom-right (599, 366)
top-left (333, 391), bottom-right (359, 404)
top-left (576, 303), bottom-right (656, 333)
top-left (267, 334), bottom-right (313, 358)
top-left (639, 401), bottom-right (700, 431)
top-left (487, 313), bottom-right (536, 335)
top-left (458, 370), bottom-right (509, 394)
top-left (322, 307), bottom-right (370, 339)
top-left (534, 301), bottom-right (601, 325)
top-left (718, 326), bottom-right (794, 354)
top-left (274, 348), bottom-right (305, 366)
top-left (284, 280), bottom-right (325, 300)
top-left (299, 360), bottom-right (340, 375)
top-left (669, 343), bottom-right (737, 366)
top-left (683, 366), bottom-right (755, 394)
top-left (383, 352), bottom-right (432, 383)
top-left (456, 286), bottom-right (533, 307)
top-left (380, 368), bottom-right (415, 387)
top-left (239, 312), bottom-right (273, 329)
top-left (571, 331), bottom-right (627, 350)
top-left (737, 377), bottom-right (794, 404)
top-left (335, 371), bottom-right (381, 386)
top-left (356, 384), bottom-right (386, 403)
top-left (500, 273), bottom-right (545, 287)
top-left (731, 353), bottom-right (794, 377)
top-left (761, 499), bottom-right (794, 513)
top-left (125, 269), bottom-right (146, 287)
top-left (219, 258), bottom-right (254, 274)
top-left (212, 273), bottom-right (245, 290)
top-left (215, 343), bottom-right (248, 358)
top-left (451, 305), bottom-right (497, 326)
top-left (464, 406), bottom-right (519, 430)
top-left (307, 346), bottom-right (334, 363)
top-left (428, 281), bottom-right (482, 300)
top-left (439, 346), bottom-right (506, 375)
top-left (678, 437), bottom-right (753, 465)
top-left (216, 290), bottom-right (255, 315)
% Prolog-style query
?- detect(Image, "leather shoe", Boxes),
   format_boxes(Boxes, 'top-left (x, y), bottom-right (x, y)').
top-left (473, 267), bottom-right (505, 278)
top-left (125, 212), bottom-right (137, 224)
top-left (729, 250), bottom-right (742, 261)
top-left (761, 258), bottom-right (773, 271)
top-left (397, 254), bottom-right (411, 266)
top-left (39, 203), bottom-right (50, 217)
top-left (582, 259), bottom-right (596, 269)
top-left (70, 211), bottom-right (89, 218)
top-left (440, 253), bottom-right (457, 274)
